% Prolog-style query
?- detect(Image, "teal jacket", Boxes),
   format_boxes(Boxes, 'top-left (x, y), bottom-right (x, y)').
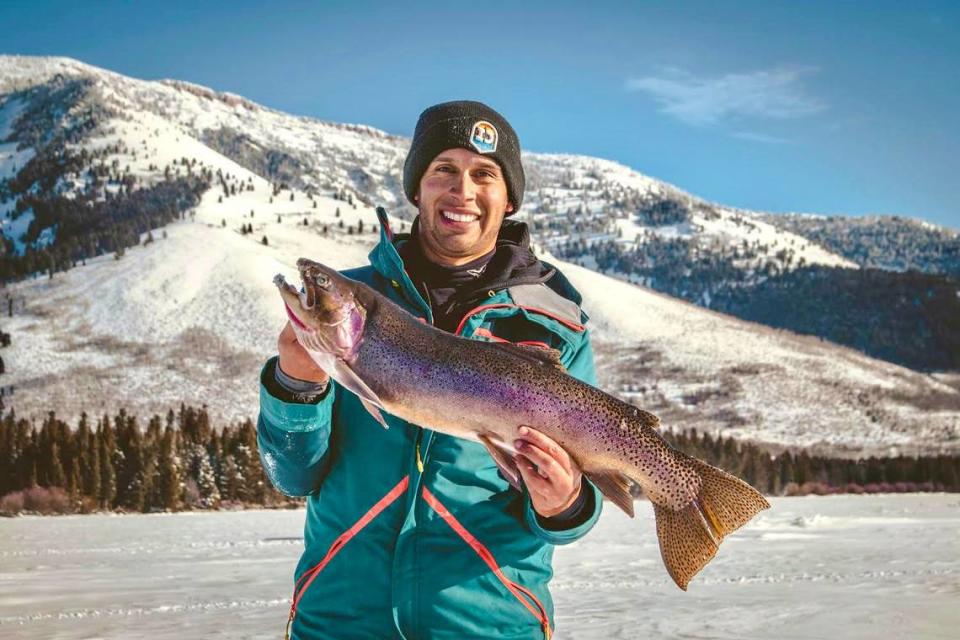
top-left (258, 219), bottom-right (603, 639)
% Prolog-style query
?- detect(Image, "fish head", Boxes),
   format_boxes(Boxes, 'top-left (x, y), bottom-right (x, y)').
top-left (273, 258), bottom-right (367, 358)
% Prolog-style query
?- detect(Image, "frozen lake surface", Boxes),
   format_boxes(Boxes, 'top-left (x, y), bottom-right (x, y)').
top-left (1, 494), bottom-right (957, 639)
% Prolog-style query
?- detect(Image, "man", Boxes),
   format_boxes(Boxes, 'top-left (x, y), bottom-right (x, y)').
top-left (258, 101), bottom-right (602, 640)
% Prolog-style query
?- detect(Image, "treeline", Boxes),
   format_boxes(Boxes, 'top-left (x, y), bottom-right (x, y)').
top-left (0, 175), bottom-right (208, 281)
top-left (664, 429), bottom-right (960, 497)
top-left (557, 237), bottom-right (960, 371)
top-left (764, 213), bottom-right (960, 276)
top-left (1, 76), bottom-right (209, 283)
top-left (0, 406), bottom-right (298, 516)
top-left (1, 405), bottom-right (958, 516)
top-left (711, 266), bottom-right (960, 371)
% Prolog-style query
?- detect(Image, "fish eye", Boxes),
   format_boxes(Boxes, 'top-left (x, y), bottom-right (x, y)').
top-left (314, 273), bottom-right (330, 288)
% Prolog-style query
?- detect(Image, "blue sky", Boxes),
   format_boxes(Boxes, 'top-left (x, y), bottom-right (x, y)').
top-left (2, 0), bottom-right (958, 228)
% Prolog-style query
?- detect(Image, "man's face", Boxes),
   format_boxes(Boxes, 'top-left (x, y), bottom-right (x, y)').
top-left (415, 147), bottom-right (514, 266)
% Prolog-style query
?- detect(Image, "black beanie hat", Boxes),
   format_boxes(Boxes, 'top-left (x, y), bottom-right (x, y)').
top-left (403, 100), bottom-right (525, 214)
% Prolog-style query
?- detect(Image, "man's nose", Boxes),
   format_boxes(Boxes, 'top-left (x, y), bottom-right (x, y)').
top-left (449, 171), bottom-right (476, 200)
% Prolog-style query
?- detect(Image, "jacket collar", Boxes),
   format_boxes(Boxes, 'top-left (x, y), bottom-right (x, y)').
top-left (369, 207), bottom-right (584, 313)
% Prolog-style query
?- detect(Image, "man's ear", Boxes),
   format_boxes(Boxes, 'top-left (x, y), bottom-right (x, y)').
top-left (506, 202), bottom-right (514, 214)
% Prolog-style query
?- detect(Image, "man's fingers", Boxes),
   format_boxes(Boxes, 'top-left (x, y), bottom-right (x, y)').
top-left (516, 426), bottom-right (572, 475)
top-left (515, 442), bottom-right (562, 481)
top-left (516, 454), bottom-right (551, 494)
top-left (278, 321), bottom-right (328, 383)
top-left (514, 427), bottom-right (573, 474)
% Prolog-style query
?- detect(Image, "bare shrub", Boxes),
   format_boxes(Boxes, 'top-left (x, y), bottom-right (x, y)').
top-left (0, 491), bottom-right (25, 515)
top-left (27, 486), bottom-right (72, 514)
top-left (5, 486), bottom-right (74, 514)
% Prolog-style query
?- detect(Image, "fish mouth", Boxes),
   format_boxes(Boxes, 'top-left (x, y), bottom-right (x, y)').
top-left (275, 272), bottom-right (350, 331)
top-left (284, 302), bottom-right (311, 332)
top-left (275, 273), bottom-right (314, 331)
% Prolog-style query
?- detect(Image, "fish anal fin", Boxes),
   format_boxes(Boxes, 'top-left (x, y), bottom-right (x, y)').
top-left (489, 342), bottom-right (565, 371)
top-left (653, 455), bottom-right (770, 590)
top-left (585, 470), bottom-right (635, 517)
top-left (478, 433), bottom-right (522, 491)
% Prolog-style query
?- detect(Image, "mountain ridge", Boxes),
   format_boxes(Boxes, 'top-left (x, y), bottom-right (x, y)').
top-left (0, 55), bottom-right (957, 456)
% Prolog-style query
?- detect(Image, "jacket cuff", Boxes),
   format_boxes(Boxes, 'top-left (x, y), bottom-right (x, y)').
top-left (260, 357), bottom-right (335, 432)
top-left (537, 482), bottom-right (590, 530)
top-left (523, 478), bottom-right (603, 545)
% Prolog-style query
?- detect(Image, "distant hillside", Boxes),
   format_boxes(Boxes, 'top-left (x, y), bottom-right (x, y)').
top-left (760, 213), bottom-right (960, 276)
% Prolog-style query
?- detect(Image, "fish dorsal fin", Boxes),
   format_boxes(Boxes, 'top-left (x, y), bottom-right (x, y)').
top-left (489, 342), bottom-right (565, 371)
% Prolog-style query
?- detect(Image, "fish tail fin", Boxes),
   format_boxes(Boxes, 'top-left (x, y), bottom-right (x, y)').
top-left (653, 456), bottom-right (770, 590)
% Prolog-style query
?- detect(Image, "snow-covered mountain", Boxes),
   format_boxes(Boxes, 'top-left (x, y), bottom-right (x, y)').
top-left (0, 55), bottom-right (864, 273)
top-left (0, 56), bottom-right (957, 457)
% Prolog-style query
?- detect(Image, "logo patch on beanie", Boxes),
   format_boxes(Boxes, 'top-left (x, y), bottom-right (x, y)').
top-left (469, 121), bottom-right (498, 153)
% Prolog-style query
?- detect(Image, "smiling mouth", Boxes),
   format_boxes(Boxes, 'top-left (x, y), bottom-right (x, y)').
top-left (441, 210), bottom-right (480, 223)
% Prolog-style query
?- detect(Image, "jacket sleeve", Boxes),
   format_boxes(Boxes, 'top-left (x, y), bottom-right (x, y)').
top-left (523, 329), bottom-right (603, 544)
top-left (257, 356), bottom-right (337, 497)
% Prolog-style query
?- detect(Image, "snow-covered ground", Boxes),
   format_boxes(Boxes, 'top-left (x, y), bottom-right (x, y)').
top-left (1, 494), bottom-right (957, 639)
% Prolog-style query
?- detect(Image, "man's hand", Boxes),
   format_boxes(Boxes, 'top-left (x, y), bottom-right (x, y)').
top-left (514, 426), bottom-right (583, 518)
top-left (277, 321), bottom-right (329, 384)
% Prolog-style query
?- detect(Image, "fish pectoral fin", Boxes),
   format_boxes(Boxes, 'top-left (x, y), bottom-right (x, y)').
top-left (584, 470), bottom-right (635, 518)
top-left (338, 361), bottom-right (388, 428)
top-left (360, 398), bottom-right (389, 430)
top-left (478, 433), bottom-right (522, 491)
top-left (333, 358), bottom-right (386, 412)
top-left (488, 342), bottom-right (566, 372)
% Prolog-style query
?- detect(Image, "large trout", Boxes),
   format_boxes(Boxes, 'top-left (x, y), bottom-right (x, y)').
top-left (274, 258), bottom-right (769, 589)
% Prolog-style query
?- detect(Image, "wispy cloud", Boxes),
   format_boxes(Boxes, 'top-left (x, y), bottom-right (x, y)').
top-left (731, 131), bottom-right (792, 145)
top-left (625, 66), bottom-right (826, 128)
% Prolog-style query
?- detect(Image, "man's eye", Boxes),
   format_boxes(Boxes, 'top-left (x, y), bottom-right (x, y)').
top-left (436, 165), bottom-right (455, 173)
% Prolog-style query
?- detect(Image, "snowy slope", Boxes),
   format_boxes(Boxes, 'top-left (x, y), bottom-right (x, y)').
top-left (3, 208), bottom-right (957, 456)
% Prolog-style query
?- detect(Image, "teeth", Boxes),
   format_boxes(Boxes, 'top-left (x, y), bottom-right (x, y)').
top-left (442, 210), bottom-right (478, 223)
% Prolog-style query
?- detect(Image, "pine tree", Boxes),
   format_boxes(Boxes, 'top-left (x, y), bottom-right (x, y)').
top-left (162, 426), bottom-right (182, 510)
top-left (66, 455), bottom-right (81, 499)
top-left (236, 419), bottom-right (264, 503)
top-left (0, 411), bottom-right (13, 495)
top-left (188, 444), bottom-right (221, 508)
top-left (44, 426), bottom-right (67, 489)
top-left (81, 420), bottom-right (101, 500)
top-left (221, 454), bottom-right (240, 501)
top-left (116, 413), bottom-right (146, 511)
top-left (98, 420), bottom-right (117, 509)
